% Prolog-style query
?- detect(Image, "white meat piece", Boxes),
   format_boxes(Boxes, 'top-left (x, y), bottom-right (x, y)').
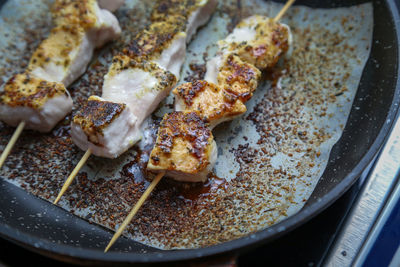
top-left (163, 141), bottom-right (217, 182)
top-left (89, 7), bottom-right (122, 48)
top-left (147, 111), bottom-right (218, 183)
top-left (28, 27), bottom-right (95, 88)
top-left (71, 96), bottom-right (140, 158)
top-left (153, 32), bottom-right (187, 79)
top-left (0, 73), bottom-right (72, 132)
top-left (28, 1), bottom-right (121, 87)
top-left (102, 55), bottom-right (177, 125)
top-left (185, 0), bottom-right (218, 42)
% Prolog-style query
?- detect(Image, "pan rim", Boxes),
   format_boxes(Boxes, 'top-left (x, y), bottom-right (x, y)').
top-left (0, 0), bottom-right (400, 264)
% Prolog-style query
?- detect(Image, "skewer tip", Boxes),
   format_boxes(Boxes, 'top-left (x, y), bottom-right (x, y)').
top-left (104, 171), bottom-right (165, 253)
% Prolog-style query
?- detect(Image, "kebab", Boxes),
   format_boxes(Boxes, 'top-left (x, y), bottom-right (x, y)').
top-left (104, 0), bottom-right (295, 252)
top-left (53, 0), bottom-right (218, 203)
top-left (0, 0), bottom-right (123, 168)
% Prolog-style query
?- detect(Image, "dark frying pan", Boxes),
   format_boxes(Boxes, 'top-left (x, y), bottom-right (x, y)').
top-left (0, 0), bottom-right (399, 265)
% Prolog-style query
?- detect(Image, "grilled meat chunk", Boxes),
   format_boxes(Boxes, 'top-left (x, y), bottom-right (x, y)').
top-left (206, 54), bottom-right (261, 103)
top-left (29, 0), bottom-right (121, 87)
top-left (123, 17), bottom-right (187, 79)
top-left (102, 54), bottom-right (177, 125)
top-left (72, 56), bottom-right (176, 158)
top-left (205, 15), bottom-right (291, 85)
top-left (173, 80), bottom-right (246, 129)
top-left (0, 73), bottom-right (72, 132)
top-left (147, 111), bottom-right (217, 182)
top-left (219, 15), bottom-right (291, 69)
top-left (71, 96), bottom-right (139, 158)
top-left (151, 0), bottom-right (218, 42)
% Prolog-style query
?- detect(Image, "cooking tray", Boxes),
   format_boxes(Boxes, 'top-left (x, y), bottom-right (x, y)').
top-left (0, 0), bottom-right (399, 265)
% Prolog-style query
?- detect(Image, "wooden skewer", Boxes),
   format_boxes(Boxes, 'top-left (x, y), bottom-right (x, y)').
top-left (274, 0), bottom-right (295, 22)
top-left (0, 121), bottom-right (25, 170)
top-left (103, 0), bottom-right (295, 253)
top-left (104, 171), bottom-right (165, 252)
top-left (53, 149), bottom-right (92, 204)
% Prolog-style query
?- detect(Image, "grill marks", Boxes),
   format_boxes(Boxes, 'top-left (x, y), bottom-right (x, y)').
top-left (124, 18), bottom-right (186, 61)
top-left (149, 111), bottom-right (214, 174)
top-left (173, 80), bottom-right (247, 125)
top-left (218, 54), bottom-right (261, 102)
top-left (73, 96), bottom-right (126, 139)
top-left (51, 0), bottom-right (99, 30)
top-left (0, 73), bottom-right (67, 109)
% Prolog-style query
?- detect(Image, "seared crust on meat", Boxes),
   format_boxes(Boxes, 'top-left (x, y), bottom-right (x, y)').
top-left (173, 80), bottom-right (246, 123)
top-left (218, 54), bottom-right (261, 102)
top-left (51, 0), bottom-right (98, 30)
top-left (73, 96), bottom-right (126, 144)
top-left (148, 111), bottom-right (214, 174)
top-left (107, 54), bottom-right (177, 91)
top-left (0, 73), bottom-right (68, 109)
top-left (221, 16), bottom-right (289, 69)
top-left (27, 25), bottom-right (86, 72)
top-left (123, 17), bottom-right (186, 61)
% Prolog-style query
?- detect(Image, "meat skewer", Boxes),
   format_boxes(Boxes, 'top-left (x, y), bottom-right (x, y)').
top-left (0, 0), bottom-right (123, 169)
top-left (53, 0), bottom-right (218, 204)
top-left (104, 0), bottom-right (295, 252)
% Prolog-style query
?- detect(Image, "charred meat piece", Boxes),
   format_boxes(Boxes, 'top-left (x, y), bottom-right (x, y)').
top-left (151, 0), bottom-right (218, 42)
top-left (173, 80), bottom-right (246, 129)
top-left (205, 15), bottom-right (291, 86)
top-left (207, 54), bottom-right (261, 103)
top-left (102, 54), bottom-right (177, 125)
top-left (71, 55), bottom-right (177, 158)
top-left (29, 0), bottom-right (121, 86)
top-left (71, 96), bottom-right (139, 158)
top-left (123, 17), bottom-right (187, 79)
top-left (147, 111), bottom-right (217, 182)
top-left (0, 73), bottom-right (72, 132)
top-left (219, 15), bottom-right (291, 69)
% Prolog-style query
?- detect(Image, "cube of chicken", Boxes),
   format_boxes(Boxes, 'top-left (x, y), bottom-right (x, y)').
top-left (205, 15), bottom-right (291, 87)
top-left (173, 80), bottom-right (246, 129)
top-left (71, 96), bottom-right (139, 158)
top-left (151, 0), bottom-right (218, 42)
top-left (123, 17), bottom-right (187, 79)
top-left (102, 54), bottom-right (177, 125)
top-left (147, 111), bottom-right (217, 182)
top-left (205, 54), bottom-right (261, 103)
top-left (219, 15), bottom-right (291, 70)
top-left (72, 55), bottom-right (176, 158)
top-left (28, 0), bottom-right (121, 87)
top-left (0, 73), bottom-right (72, 132)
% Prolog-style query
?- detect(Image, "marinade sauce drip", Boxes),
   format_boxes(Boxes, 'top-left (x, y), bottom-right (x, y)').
top-left (174, 173), bottom-right (228, 205)
top-left (121, 150), bottom-right (150, 185)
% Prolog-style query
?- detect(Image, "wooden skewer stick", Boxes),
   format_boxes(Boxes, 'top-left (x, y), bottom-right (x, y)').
top-left (104, 171), bottom-right (165, 252)
top-left (274, 0), bottom-right (295, 22)
top-left (103, 0), bottom-right (295, 253)
top-left (53, 149), bottom-right (92, 204)
top-left (0, 121), bottom-right (25, 170)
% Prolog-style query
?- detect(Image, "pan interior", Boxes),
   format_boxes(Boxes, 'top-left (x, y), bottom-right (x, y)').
top-left (0, 0), bottom-right (399, 263)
